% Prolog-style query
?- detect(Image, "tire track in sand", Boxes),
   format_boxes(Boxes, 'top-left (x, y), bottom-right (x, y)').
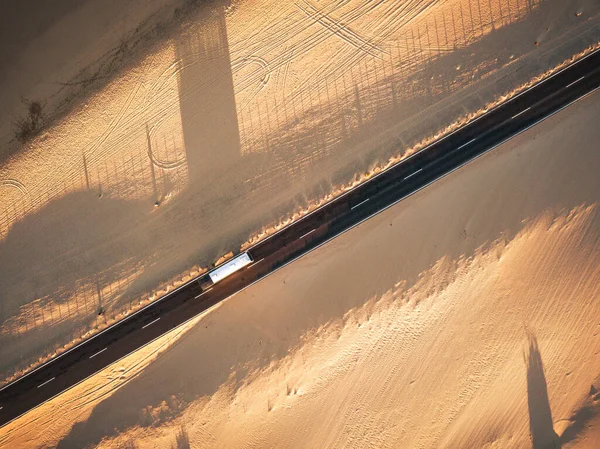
top-left (0, 179), bottom-right (28, 196)
top-left (296, 0), bottom-right (388, 58)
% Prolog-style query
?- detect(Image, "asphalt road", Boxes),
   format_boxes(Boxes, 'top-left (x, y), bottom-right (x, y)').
top-left (1, 48), bottom-right (600, 427)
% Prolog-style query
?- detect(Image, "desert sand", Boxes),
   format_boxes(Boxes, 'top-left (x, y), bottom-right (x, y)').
top-left (1, 0), bottom-right (599, 390)
top-left (2, 49), bottom-right (600, 448)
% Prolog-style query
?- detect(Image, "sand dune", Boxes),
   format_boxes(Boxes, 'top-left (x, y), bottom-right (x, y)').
top-left (1, 0), bottom-right (600, 390)
top-left (2, 52), bottom-right (600, 448)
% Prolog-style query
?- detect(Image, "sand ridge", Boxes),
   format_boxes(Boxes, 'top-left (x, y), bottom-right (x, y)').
top-left (2, 63), bottom-right (600, 448)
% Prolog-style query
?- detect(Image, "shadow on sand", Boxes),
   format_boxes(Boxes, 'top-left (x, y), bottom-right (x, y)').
top-left (175, 0), bottom-right (241, 184)
top-left (50, 4), bottom-right (600, 447)
top-left (526, 333), bottom-right (560, 449)
top-left (0, 190), bottom-right (152, 376)
top-left (525, 332), bottom-right (600, 447)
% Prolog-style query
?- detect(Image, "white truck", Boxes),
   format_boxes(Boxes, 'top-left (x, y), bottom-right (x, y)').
top-left (200, 252), bottom-right (254, 291)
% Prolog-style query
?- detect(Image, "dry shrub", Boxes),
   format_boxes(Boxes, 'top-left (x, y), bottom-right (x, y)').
top-left (14, 100), bottom-right (44, 144)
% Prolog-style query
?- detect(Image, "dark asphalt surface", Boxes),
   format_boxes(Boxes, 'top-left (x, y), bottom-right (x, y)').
top-left (1, 49), bottom-right (600, 427)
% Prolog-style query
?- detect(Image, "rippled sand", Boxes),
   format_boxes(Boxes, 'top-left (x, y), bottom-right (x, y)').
top-left (3, 44), bottom-right (600, 448)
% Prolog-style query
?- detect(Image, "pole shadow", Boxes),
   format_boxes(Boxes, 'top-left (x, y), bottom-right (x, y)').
top-left (526, 333), bottom-right (561, 449)
top-left (174, 0), bottom-right (240, 186)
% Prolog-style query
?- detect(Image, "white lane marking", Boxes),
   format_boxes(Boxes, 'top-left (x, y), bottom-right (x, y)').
top-left (403, 168), bottom-right (423, 180)
top-left (503, 50), bottom-right (597, 104)
top-left (511, 107), bottom-right (531, 119)
top-left (0, 268), bottom-right (203, 394)
top-left (457, 138), bottom-right (477, 150)
top-left (245, 49), bottom-right (600, 255)
top-left (566, 76), bottom-right (585, 89)
top-left (194, 287), bottom-right (213, 299)
top-left (351, 198), bottom-right (370, 210)
top-left (142, 318), bottom-right (160, 329)
top-left (89, 348), bottom-right (107, 359)
top-left (253, 258), bottom-right (265, 265)
top-left (0, 406), bottom-right (3, 410)
top-left (299, 229), bottom-right (316, 239)
top-left (37, 377), bottom-right (55, 388)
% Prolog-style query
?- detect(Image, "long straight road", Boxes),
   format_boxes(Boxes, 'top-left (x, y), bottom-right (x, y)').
top-left (1, 48), bottom-right (600, 427)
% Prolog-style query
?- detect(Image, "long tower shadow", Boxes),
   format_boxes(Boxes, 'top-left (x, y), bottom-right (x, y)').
top-left (175, 0), bottom-right (240, 185)
top-left (526, 333), bottom-right (561, 449)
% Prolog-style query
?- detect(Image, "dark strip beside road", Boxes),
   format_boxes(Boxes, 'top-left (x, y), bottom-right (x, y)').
top-left (1, 48), bottom-right (600, 427)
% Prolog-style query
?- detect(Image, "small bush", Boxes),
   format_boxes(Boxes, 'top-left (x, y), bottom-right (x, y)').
top-left (14, 100), bottom-right (44, 144)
